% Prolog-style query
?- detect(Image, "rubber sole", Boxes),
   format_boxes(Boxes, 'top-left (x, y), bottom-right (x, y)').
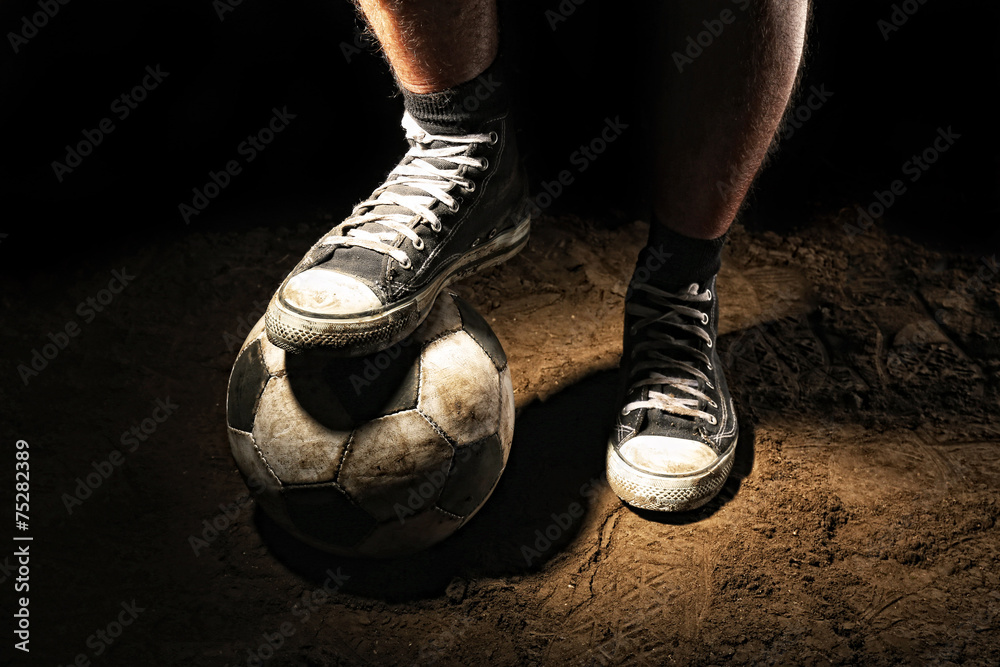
top-left (605, 434), bottom-right (737, 512)
top-left (265, 216), bottom-right (531, 356)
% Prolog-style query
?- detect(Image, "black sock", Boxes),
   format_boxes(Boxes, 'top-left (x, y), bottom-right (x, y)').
top-left (401, 55), bottom-right (509, 135)
top-left (632, 216), bottom-right (728, 290)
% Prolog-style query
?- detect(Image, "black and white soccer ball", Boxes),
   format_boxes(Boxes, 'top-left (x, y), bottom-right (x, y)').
top-left (226, 292), bottom-right (514, 557)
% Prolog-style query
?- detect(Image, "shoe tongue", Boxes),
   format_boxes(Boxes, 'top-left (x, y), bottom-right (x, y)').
top-left (315, 167), bottom-right (455, 282)
top-left (629, 311), bottom-right (705, 427)
top-left (418, 137), bottom-right (470, 167)
top-left (634, 386), bottom-right (702, 443)
top-left (328, 150), bottom-right (452, 265)
top-left (359, 132), bottom-right (466, 221)
top-left (314, 242), bottom-right (385, 290)
top-left (316, 115), bottom-right (473, 279)
top-left (647, 407), bottom-right (695, 431)
top-left (403, 112), bottom-right (478, 171)
top-left (648, 374), bottom-right (698, 413)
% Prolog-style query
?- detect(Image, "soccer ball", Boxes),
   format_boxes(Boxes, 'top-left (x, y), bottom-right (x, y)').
top-left (226, 292), bottom-right (514, 557)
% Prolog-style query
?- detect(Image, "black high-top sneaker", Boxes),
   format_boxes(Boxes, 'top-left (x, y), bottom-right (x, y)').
top-left (265, 111), bottom-right (529, 355)
top-left (607, 274), bottom-right (738, 512)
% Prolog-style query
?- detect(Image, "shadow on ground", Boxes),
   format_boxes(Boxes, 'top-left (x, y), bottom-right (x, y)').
top-left (256, 368), bottom-right (624, 601)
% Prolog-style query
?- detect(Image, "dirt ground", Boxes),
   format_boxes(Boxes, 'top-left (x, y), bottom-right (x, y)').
top-left (4, 207), bottom-right (999, 666)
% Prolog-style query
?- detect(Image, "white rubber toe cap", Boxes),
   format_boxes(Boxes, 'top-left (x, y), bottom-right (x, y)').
top-left (617, 435), bottom-right (719, 476)
top-left (281, 268), bottom-right (382, 316)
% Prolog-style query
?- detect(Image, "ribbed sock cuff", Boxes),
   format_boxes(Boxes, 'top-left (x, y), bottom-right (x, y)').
top-left (401, 55), bottom-right (509, 134)
top-left (633, 218), bottom-right (728, 290)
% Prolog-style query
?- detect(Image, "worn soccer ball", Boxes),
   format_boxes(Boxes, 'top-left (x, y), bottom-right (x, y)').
top-left (226, 292), bottom-right (514, 557)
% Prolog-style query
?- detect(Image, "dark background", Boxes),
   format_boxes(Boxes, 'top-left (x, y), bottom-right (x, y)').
top-left (1, 2), bottom-right (999, 663)
top-left (0, 0), bottom-right (997, 275)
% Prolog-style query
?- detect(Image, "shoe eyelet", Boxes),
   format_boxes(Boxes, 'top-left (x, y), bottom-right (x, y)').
top-left (398, 257), bottom-right (412, 270)
top-left (464, 180), bottom-right (476, 192)
top-left (431, 221), bottom-right (442, 233)
top-left (621, 407), bottom-right (630, 416)
top-left (706, 289), bottom-right (713, 299)
top-left (709, 399), bottom-right (718, 408)
top-left (701, 313), bottom-right (709, 325)
top-left (707, 363), bottom-right (713, 371)
top-left (412, 238), bottom-right (424, 251)
top-left (707, 415), bottom-right (717, 425)
top-left (488, 131), bottom-right (499, 145)
top-left (707, 339), bottom-right (713, 348)
top-left (478, 158), bottom-right (489, 170)
top-left (448, 200), bottom-right (460, 212)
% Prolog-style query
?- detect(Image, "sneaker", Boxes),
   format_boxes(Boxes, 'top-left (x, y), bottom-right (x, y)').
top-left (607, 275), bottom-right (738, 512)
top-left (265, 111), bottom-right (530, 355)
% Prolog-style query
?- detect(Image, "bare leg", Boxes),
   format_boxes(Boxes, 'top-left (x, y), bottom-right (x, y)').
top-left (355, 0), bottom-right (499, 93)
top-left (652, 0), bottom-right (809, 239)
top-left (608, 1), bottom-right (810, 513)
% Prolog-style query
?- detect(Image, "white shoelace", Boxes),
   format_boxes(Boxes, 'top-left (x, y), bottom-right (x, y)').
top-left (621, 283), bottom-right (719, 425)
top-left (321, 112), bottom-right (495, 269)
